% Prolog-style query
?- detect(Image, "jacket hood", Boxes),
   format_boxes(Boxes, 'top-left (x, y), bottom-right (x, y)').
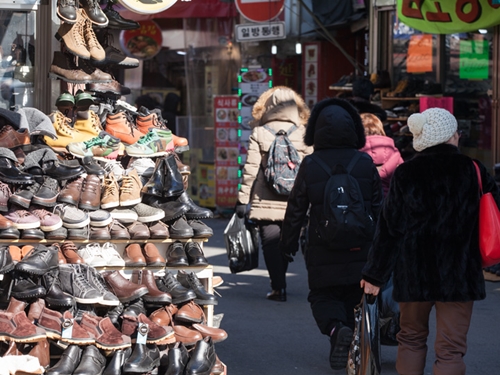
top-left (304, 98), bottom-right (365, 150)
top-left (361, 135), bottom-right (400, 165)
top-left (258, 88), bottom-right (301, 127)
top-left (17, 107), bottom-right (57, 139)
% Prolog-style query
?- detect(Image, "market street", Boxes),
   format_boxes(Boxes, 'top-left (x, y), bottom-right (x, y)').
top-left (204, 217), bottom-right (500, 375)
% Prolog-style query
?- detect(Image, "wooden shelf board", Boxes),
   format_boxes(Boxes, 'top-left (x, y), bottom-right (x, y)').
top-left (381, 97), bottom-right (420, 101)
top-left (4, 238), bottom-right (209, 244)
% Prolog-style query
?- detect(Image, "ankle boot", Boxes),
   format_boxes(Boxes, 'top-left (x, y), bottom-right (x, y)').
top-left (6, 296), bottom-right (28, 314)
top-left (47, 345), bottom-right (82, 375)
top-left (130, 269), bottom-right (172, 304)
top-left (121, 312), bottom-right (174, 344)
top-left (122, 343), bottom-right (160, 374)
top-left (73, 345), bottom-right (106, 375)
top-left (185, 337), bottom-right (216, 375)
top-left (29, 338), bottom-right (50, 368)
top-left (103, 347), bottom-right (132, 375)
top-left (41, 268), bottom-right (75, 307)
top-left (164, 342), bottom-right (189, 375)
top-left (162, 153), bottom-right (184, 198)
top-left (176, 191), bottom-right (213, 220)
top-left (141, 158), bottom-right (165, 197)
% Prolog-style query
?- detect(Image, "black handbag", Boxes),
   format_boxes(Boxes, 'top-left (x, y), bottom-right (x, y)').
top-left (224, 213), bottom-right (259, 273)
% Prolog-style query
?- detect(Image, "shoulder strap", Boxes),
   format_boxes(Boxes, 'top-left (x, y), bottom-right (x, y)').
top-left (263, 125), bottom-right (275, 135)
top-left (263, 124), bottom-right (298, 136)
top-left (473, 161), bottom-right (483, 195)
top-left (310, 154), bottom-right (332, 176)
top-left (345, 152), bottom-right (362, 174)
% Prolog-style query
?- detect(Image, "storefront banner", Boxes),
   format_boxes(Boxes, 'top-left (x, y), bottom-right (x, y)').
top-left (214, 95), bottom-right (240, 208)
top-left (120, 21), bottom-right (162, 60)
top-left (407, 34), bottom-right (433, 73)
top-left (235, 22), bottom-right (286, 42)
top-left (397, 0), bottom-right (500, 34)
top-left (419, 96), bottom-right (454, 114)
top-left (459, 40), bottom-right (489, 79)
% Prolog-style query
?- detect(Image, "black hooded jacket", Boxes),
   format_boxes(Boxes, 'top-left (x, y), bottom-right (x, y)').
top-left (280, 98), bottom-right (383, 289)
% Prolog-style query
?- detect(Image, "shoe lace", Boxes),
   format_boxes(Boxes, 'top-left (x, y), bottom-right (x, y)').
top-left (124, 111), bottom-right (138, 137)
top-left (84, 135), bottom-right (106, 149)
top-left (120, 174), bottom-right (134, 194)
top-left (136, 130), bottom-right (156, 145)
top-left (57, 116), bottom-right (74, 136)
top-left (74, 264), bottom-right (97, 290)
top-left (90, 112), bottom-right (104, 133)
top-left (73, 17), bottom-right (87, 47)
top-left (103, 176), bottom-right (118, 197)
top-left (84, 19), bottom-right (101, 49)
top-left (0, 182), bottom-right (11, 197)
top-left (60, 0), bottom-right (76, 7)
top-left (30, 207), bottom-right (51, 219)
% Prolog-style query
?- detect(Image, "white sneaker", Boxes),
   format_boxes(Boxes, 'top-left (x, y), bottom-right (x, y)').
top-left (101, 160), bottom-right (125, 182)
top-left (128, 157), bottom-right (155, 177)
top-left (77, 243), bottom-right (107, 267)
top-left (101, 242), bottom-right (125, 267)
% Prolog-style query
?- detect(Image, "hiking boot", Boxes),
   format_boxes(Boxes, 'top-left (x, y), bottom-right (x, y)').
top-left (0, 125), bottom-right (30, 151)
top-left (79, 174), bottom-right (101, 211)
top-left (67, 131), bottom-right (121, 160)
top-left (177, 270), bottom-right (217, 305)
top-left (55, 10), bottom-right (90, 59)
top-left (126, 221), bottom-right (150, 240)
top-left (54, 203), bottom-right (89, 228)
top-left (158, 271), bottom-right (196, 305)
top-left (44, 111), bottom-right (90, 152)
top-left (101, 270), bottom-right (149, 303)
top-left (108, 220), bottom-right (130, 239)
top-left (57, 0), bottom-right (78, 23)
top-left (101, 172), bottom-right (120, 209)
top-left (5, 206), bottom-right (40, 230)
top-left (80, 313), bottom-right (131, 350)
top-left (329, 323), bottom-right (353, 370)
top-left (9, 181), bottom-right (40, 209)
top-left (103, 3), bottom-right (139, 30)
top-left (82, 263), bottom-right (120, 306)
top-left (148, 220), bottom-right (169, 239)
top-left (49, 51), bottom-right (93, 84)
top-left (61, 241), bottom-right (84, 263)
top-left (105, 111), bottom-right (145, 145)
top-left (73, 110), bottom-right (103, 139)
top-left (0, 181), bottom-right (11, 212)
top-left (125, 129), bottom-right (174, 158)
top-left (41, 268), bottom-right (75, 307)
top-left (89, 209), bottom-right (112, 227)
top-left (28, 205), bottom-right (62, 232)
top-left (58, 176), bottom-right (84, 206)
top-left (80, 0), bottom-right (108, 28)
top-left (32, 176), bottom-right (59, 207)
top-left (59, 263), bottom-right (103, 304)
top-left (120, 168), bottom-right (142, 206)
top-left (15, 244), bottom-right (59, 275)
top-left (136, 109), bottom-right (189, 152)
top-left (77, 243), bottom-right (107, 267)
top-left (81, 155), bottom-right (105, 176)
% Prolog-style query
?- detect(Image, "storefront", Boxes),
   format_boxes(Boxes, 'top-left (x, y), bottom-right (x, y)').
top-left (369, 0), bottom-right (500, 172)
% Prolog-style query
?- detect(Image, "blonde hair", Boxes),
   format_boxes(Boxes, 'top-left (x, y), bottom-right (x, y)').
top-left (360, 113), bottom-right (385, 136)
top-left (250, 86), bottom-right (310, 128)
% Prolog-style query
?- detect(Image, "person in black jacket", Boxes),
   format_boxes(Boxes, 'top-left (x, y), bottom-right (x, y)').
top-left (279, 98), bottom-right (383, 370)
top-left (347, 77), bottom-right (387, 122)
top-left (361, 108), bottom-right (500, 375)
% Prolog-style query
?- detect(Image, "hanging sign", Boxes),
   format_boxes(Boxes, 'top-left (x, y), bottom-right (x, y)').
top-left (397, 0), bottom-right (500, 34)
top-left (407, 34), bottom-right (433, 73)
top-left (120, 21), bottom-right (162, 60)
top-left (118, 0), bottom-right (177, 15)
top-left (235, 0), bottom-right (284, 23)
top-left (459, 40), bottom-right (489, 79)
top-left (419, 97), bottom-right (454, 113)
top-left (235, 22), bottom-right (286, 42)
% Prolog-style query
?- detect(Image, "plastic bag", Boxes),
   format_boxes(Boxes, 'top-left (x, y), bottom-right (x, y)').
top-left (347, 294), bottom-right (381, 375)
top-left (379, 276), bottom-right (400, 346)
top-left (224, 213), bottom-right (259, 273)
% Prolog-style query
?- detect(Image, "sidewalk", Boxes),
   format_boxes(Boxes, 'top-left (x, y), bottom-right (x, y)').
top-left (203, 217), bottom-right (500, 374)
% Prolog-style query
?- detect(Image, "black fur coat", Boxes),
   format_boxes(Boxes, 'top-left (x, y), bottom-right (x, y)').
top-left (362, 144), bottom-right (500, 302)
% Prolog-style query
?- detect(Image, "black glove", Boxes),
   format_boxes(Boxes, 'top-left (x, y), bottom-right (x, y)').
top-left (235, 203), bottom-right (247, 218)
top-left (282, 252), bottom-right (294, 263)
top-left (279, 241), bottom-right (296, 263)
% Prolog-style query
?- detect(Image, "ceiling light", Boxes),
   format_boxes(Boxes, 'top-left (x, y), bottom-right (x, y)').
top-left (295, 42), bottom-right (302, 55)
top-left (271, 44), bottom-right (277, 55)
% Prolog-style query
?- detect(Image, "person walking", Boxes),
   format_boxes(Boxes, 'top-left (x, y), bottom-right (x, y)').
top-left (360, 113), bottom-right (403, 196)
top-left (361, 108), bottom-right (500, 375)
top-left (236, 86), bottom-right (312, 302)
top-left (279, 98), bottom-right (383, 370)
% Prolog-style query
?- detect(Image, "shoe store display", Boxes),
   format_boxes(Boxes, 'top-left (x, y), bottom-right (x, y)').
top-left (67, 131), bottom-right (121, 160)
top-left (103, 3), bottom-right (139, 30)
top-left (166, 241), bottom-right (189, 267)
top-left (122, 343), bottom-right (160, 374)
top-left (55, 10), bottom-right (90, 60)
top-left (142, 243), bottom-right (165, 267)
top-left (73, 110), bottom-right (102, 140)
top-left (120, 168), bottom-right (142, 206)
top-left (105, 111), bottom-right (145, 145)
top-left (125, 128), bottom-right (174, 158)
top-left (123, 243), bottom-right (146, 267)
top-left (184, 242), bottom-right (209, 266)
top-left (101, 172), bottom-right (120, 209)
top-left (73, 345), bottom-right (106, 375)
top-left (126, 220), bottom-right (150, 240)
top-left (82, 263), bottom-right (120, 305)
top-left (54, 203), bottom-right (90, 228)
top-left (80, 155), bottom-right (105, 176)
top-left (59, 263), bottom-right (103, 304)
top-left (79, 313), bottom-right (131, 350)
top-left (100, 242), bottom-right (125, 267)
top-left (185, 337), bottom-right (216, 375)
top-left (15, 244), bottom-right (58, 275)
top-left (166, 216), bottom-right (194, 239)
top-left (9, 182), bottom-right (40, 209)
top-left (177, 270), bottom-right (218, 305)
top-left (32, 176), bottom-right (60, 207)
top-left (0, 156), bottom-right (34, 185)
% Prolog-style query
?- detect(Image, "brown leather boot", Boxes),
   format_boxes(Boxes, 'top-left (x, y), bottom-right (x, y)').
top-left (6, 297), bottom-right (28, 314)
top-left (130, 269), bottom-right (171, 304)
top-left (55, 11), bottom-right (90, 59)
top-left (149, 305), bottom-right (202, 346)
top-left (191, 323), bottom-right (228, 343)
top-left (101, 270), bottom-right (149, 303)
top-left (123, 243), bottom-right (146, 267)
top-left (28, 338), bottom-right (50, 368)
top-left (121, 312), bottom-right (174, 344)
top-left (8, 245), bottom-right (21, 262)
top-left (142, 243), bottom-right (166, 267)
top-left (79, 313), bottom-right (131, 350)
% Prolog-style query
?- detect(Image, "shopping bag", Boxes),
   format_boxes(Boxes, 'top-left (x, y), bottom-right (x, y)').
top-left (379, 276), bottom-right (400, 346)
top-left (224, 213), bottom-right (259, 273)
top-left (347, 294), bottom-right (381, 375)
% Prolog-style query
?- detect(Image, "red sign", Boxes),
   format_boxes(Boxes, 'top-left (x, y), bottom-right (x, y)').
top-left (235, 0), bottom-right (284, 23)
top-left (120, 21), bottom-right (163, 60)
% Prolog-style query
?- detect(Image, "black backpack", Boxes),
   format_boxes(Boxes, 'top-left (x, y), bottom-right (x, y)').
top-left (263, 125), bottom-right (301, 196)
top-left (311, 153), bottom-right (375, 250)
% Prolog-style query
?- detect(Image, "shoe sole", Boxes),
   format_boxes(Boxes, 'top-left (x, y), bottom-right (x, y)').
top-left (90, 217), bottom-right (113, 227)
top-left (330, 326), bottom-right (353, 370)
top-left (40, 221), bottom-right (63, 232)
top-left (44, 329), bottom-right (95, 345)
top-left (137, 212), bottom-right (165, 223)
top-left (57, 196), bottom-right (80, 206)
top-left (79, 203), bottom-right (100, 211)
top-left (175, 313), bottom-right (204, 324)
top-left (32, 196), bottom-right (58, 207)
top-left (95, 341), bottom-right (131, 351)
top-left (15, 264), bottom-right (58, 276)
top-left (185, 212), bottom-right (214, 220)
top-left (119, 198), bottom-right (142, 207)
top-left (192, 231), bottom-right (214, 239)
top-left (12, 221), bottom-right (41, 230)
top-left (48, 72), bottom-right (92, 85)
top-left (101, 201), bottom-right (120, 209)
top-left (125, 150), bottom-right (169, 158)
top-left (168, 232), bottom-right (194, 239)
top-left (146, 332), bottom-right (176, 345)
top-left (63, 217), bottom-right (91, 229)
top-left (74, 296), bottom-right (104, 304)
top-left (7, 332), bottom-right (47, 343)
top-left (194, 298), bottom-right (218, 306)
top-left (0, 177), bottom-right (33, 185)
top-left (97, 299), bottom-right (120, 306)
top-left (9, 196), bottom-right (31, 209)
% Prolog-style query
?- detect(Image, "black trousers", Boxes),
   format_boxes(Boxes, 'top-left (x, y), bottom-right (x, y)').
top-left (258, 221), bottom-right (288, 290)
top-left (308, 284), bottom-right (363, 336)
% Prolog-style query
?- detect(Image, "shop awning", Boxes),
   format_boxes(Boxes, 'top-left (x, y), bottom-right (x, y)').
top-left (118, 0), bottom-right (238, 21)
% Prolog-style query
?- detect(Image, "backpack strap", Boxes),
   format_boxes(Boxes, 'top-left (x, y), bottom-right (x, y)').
top-left (310, 152), bottom-right (362, 176)
top-left (263, 124), bottom-right (298, 136)
top-left (345, 152), bottom-right (362, 174)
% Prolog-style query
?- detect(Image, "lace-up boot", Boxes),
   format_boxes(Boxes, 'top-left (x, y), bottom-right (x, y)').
top-left (41, 268), bottom-right (75, 307)
top-left (105, 111), bottom-right (146, 145)
top-left (44, 111), bottom-right (90, 152)
top-left (177, 270), bottom-right (217, 305)
top-left (58, 263), bottom-right (103, 304)
top-left (57, 0), bottom-right (78, 23)
top-left (32, 176), bottom-right (59, 207)
top-left (55, 10), bottom-right (90, 60)
top-left (101, 172), bottom-right (119, 209)
top-left (9, 181), bottom-right (40, 209)
top-left (80, 10), bottom-right (106, 61)
top-left (120, 168), bottom-right (142, 206)
top-left (158, 271), bottom-right (196, 305)
top-left (82, 263), bottom-right (120, 306)
top-left (74, 110), bottom-right (103, 139)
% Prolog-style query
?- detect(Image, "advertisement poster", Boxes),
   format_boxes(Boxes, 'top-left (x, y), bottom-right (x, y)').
top-left (303, 43), bottom-right (319, 109)
top-left (120, 20), bottom-right (163, 60)
top-left (407, 34), bottom-right (433, 73)
top-left (419, 96), bottom-right (453, 114)
top-left (459, 40), bottom-right (489, 80)
top-left (214, 95), bottom-right (240, 208)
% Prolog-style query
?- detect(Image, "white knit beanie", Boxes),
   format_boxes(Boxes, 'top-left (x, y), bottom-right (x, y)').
top-left (407, 108), bottom-right (457, 152)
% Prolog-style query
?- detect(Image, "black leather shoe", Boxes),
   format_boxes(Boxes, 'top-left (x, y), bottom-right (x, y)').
top-left (158, 272), bottom-right (196, 305)
top-left (122, 343), bottom-right (160, 374)
top-left (177, 270), bottom-right (217, 306)
top-left (266, 288), bottom-right (287, 302)
top-left (0, 245), bottom-right (14, 274)
top-left (122, 298), bottom-right (146, 318)
top-left (167, 216), bottom-right (194, 239)
top-left (40, 160), bottom-right (85, 181)
top-left (176, 191), bottom-right (213, 220)
top-left (165, 342), bottom-right (189, 375)
top-left (11, 275), bottom-right (46, 299)
top-left (32, 176), bottom-right (59, 207)
top-left (185, 337), bottom-right (216, 375)
top-left (103, 4), bottom-right (139, 30)
top-left (0, 157), bottom-right (34, 185)
top-left (165, 241), bottom-right (189, 267)
top-left (142, 158), bottom-right (165, 198)
top-left (21, 229), bottom-right (45, 240)
top-left (187, 219), bottom-right (213, 238)
top-left (73, 345), bottom-right (106, 375)
top-left (142, 195), bottom-right (190, 222)
top-left (0, 227), bottom-right (20, 239)
top-left (56, 0), bottom-right (78, 24)
top-left (47, 345), bottom-right (82, 375)
top-left (81, 0), bottom-right (108, 27)
top-left (41, 268), bottom-right (75, 307)
top-left (103, 347), bottom-right (132, 375)
top-left (184, 242), bottom-right (208, 266)
top-left (15, 244), bottom-right (59, 275)
top-left (81, 156), bottom-right (105, 176)
top-left (162, 153), bottom-right (184, 198)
